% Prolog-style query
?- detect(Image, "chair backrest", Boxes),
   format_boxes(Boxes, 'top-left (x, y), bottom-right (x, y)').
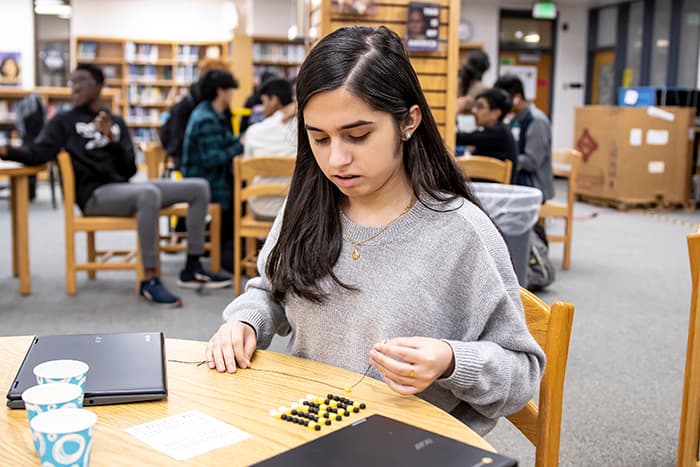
top-left (141, 142), bottom-right (166, 180)
top-left (678, 232), bottom-right (700, 467)
top-left (551, 149), bottom-right (581, 209)
top-left (56, 151), bottom-right (76, 224)
top-left (234, 156), bottom-right (296, 202)
top-left (456, 155), bottom-right (512, 184)
top-left (507, 288), bottom-right (575, 467)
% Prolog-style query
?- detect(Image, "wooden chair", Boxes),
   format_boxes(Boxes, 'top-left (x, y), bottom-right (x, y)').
top-left (233, 156), bottom-right (296, 296)
top-left (678, 232), bottom-right (700, 467)
top-left (507, 288), bottom-right (575, 467)
top-left (142, 143), bottom-right (222, 272)
top-left (57, 151), bottom-right (143, 294)
top-left (538, 149), bottom-right (581, 270)
top-left (456, 155), bottom-right (512, 184)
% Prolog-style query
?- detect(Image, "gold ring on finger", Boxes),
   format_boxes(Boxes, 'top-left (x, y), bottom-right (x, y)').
top-left (408, 364), bottom-right (415, 378)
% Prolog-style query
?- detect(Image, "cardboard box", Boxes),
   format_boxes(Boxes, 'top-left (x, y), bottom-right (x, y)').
top-left (573, 106), bottom-right (695, 205)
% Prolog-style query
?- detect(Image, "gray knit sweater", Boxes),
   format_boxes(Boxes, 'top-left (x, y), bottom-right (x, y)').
top-left (222, 195), bottom-right (545, 435)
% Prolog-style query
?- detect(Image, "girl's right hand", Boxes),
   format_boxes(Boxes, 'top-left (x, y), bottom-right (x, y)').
top-left (205, 321), bottom-right (257, 373)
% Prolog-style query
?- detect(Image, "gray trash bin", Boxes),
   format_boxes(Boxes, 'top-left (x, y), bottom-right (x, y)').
top-left (472, 183), bottom-right (542, 286)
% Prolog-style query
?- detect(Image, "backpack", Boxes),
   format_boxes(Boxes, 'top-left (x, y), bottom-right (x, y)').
top-left (159, 93), bottom-right (195, 170)
top-left (526, 224), bottom-right (556, 291)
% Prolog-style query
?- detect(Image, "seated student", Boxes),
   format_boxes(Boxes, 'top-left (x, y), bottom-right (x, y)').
top-left (160, 58), bottom-right (232, 171)
top-left (205, 26), bottom-right (545, 436)
top-left (182, 70), bottom-right (244, 272)
top-left (243, 77), bottom-right (296, 157)
top-left (243, 77), bottom-right (297, 221)
top-left (0, 64), bottom-right (231, 307)
top-left (456, 88), bottom-right (517, 182)
top-left (494, 74), bottom-right (553, 201)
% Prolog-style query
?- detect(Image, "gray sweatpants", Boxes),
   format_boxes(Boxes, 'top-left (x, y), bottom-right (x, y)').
top-left (83, 178), bottom-right (210, 269)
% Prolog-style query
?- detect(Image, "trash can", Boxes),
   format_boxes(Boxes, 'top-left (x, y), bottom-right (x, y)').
top-left (471, 182), bottom-right (543, 286)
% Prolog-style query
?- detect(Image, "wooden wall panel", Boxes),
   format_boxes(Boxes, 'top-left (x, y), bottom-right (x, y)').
top-left (307, 0), bottom-right (460, 147)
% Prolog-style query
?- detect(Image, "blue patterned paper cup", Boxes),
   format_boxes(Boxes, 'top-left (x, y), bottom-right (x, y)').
top-left (30, 408), bottom-right (97, 466)
top-left (22, 383), bottom-right (84, 422)
top-left (33, 360), bottom-right (89, 391)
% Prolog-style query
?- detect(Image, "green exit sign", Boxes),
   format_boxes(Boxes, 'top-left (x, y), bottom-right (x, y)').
top-left (533, 2), bottom-right (557, 19)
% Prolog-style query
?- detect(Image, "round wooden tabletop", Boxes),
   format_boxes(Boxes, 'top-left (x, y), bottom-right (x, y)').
top-left (0, 336), bottom-right (492, 465)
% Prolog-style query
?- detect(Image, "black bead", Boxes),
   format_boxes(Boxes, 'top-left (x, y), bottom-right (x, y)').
top-left (291, 409), bottom-right (298, 415)
top-left (360, 403), bottom-right (366, 409)
top-left (335, 415), bottom-right (342, 421)
top-left (325, 419), bottom-right (331, 426)
top-left (315, 424), bottom-right (321, 431)
top-left (304, 420), bottom-right (309, 427)
top-left (343, 411), bottom-right (350, 416)
top-left (333, 395), bottom-right (340, 401)
top-left (353, 407), bottom-right (360, 413)
top-left (327, 393), bottom-right (334, 399)
top-left (281, 414), bottom-right (288, 421)
top-left (323, 413), bottom-right (330, 418)
top-left (302, 401), bottom-right (309, 406)
top-left (324, 399), bottom-right (331, 405)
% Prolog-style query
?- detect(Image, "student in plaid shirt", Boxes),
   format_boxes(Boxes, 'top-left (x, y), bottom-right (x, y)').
top-left (183, 70), bottom-right (243, 272)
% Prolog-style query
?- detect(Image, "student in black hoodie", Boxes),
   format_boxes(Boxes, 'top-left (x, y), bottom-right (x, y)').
top-left (0, 64), bottom-right (231, 307)
top-left (456, 87), bottom-right (517, 182)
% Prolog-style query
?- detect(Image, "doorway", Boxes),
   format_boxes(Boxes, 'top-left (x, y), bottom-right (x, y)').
top-left (591, 50), bottom-right (615, 105)
top-left (498, 10), bottom-right (556, 116)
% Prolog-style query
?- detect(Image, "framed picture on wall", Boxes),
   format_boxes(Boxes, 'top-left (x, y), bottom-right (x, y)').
top-left (0, 52), bottom-right (22, 86)
top-left (406, 2), bottom-right (440, 52)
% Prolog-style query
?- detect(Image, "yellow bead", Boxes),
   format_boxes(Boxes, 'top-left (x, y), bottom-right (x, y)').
top-left (330, 401), bottom-right (338, 407)
top-left (353, 402), bottom-right (361, 408)
top-left (319, 404), bottom-right (327, 410)
top-left (344, 387), bottom-right (353, 393)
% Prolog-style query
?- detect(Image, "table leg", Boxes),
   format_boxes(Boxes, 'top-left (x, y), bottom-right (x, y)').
top-left (9, 178), bottom-right (18, 277)
top-left (12, 175), bottom-right (31, 295)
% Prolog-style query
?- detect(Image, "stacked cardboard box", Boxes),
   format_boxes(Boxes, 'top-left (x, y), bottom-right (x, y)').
top-left (573, 106), bottom-right (695, 206)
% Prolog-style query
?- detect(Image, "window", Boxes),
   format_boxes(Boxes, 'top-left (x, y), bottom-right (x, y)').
top-left (624, 2), bottom-right (643, 87)
top-left (596, 6), bottom-right (617, 48)
top-left (650, 0), bottom-right (672, 86)
top-left (679, 0), bottom-right (700, 87)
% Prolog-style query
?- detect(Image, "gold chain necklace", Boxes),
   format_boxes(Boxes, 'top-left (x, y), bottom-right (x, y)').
top-left (342, 202), bottom-right (413, 261)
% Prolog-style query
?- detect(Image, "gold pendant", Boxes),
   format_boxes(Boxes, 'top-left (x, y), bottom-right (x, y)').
top-left (352, 247), bottom-right (360, 260)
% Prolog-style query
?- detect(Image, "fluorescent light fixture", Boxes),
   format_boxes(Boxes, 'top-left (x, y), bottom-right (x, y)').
top-left (533, 1), bottom-right (557, 20)
top-left (656, 39), bottom-right (669, 48)
top-left (34, 0), bottom-right (71, 17)
top-left (514, 30), bottom-right (524, 39)
top-left (524, 33), bottom-right (541, 43)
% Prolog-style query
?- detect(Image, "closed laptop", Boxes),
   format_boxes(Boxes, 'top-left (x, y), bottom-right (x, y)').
top-left (6, 332), bottom-right (167, 409)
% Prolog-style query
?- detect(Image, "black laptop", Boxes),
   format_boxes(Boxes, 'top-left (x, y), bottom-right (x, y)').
top-left (253, 414), bottom-right (518, 467)
top-left (6, 332), bottom-right (167, 409)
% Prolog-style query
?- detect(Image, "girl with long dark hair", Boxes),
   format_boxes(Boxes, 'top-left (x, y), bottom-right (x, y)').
top-left (206, 26), bottom-right (544, 435)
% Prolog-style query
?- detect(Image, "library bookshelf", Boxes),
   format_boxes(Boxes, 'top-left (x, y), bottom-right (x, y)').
top-left (0, 87), bottom-right (119, 147)
top-left (251, 36), bottom-right (305, 81)
top-left (73, 37), bottom-right (232, 143)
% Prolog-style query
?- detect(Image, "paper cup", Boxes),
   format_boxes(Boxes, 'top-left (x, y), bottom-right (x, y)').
top-left (22, 383), bottom-right (84, 422)
top-left (33, 360), bottom-right (89, 391)
top-left (30, 408), bottom-right (97, 466)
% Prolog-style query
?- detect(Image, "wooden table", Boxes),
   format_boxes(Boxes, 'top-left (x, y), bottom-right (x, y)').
top-left (1, 336), bottom-right (493, 465)
top-left (0, 161), bottom-right (47, 295)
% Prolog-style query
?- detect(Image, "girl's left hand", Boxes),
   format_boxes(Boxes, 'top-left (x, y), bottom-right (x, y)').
top-left (369, 337), bottom-right (455, 395)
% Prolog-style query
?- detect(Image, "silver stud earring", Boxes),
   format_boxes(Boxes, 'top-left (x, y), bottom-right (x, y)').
top-left (404, 131), bottom-right (411, 140)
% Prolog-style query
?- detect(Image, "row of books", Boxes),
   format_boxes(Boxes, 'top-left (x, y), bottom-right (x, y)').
top-left (126, 65), bottom-right (173, 82)
top-left (77, 42), bottom-right (98, 59)
top-left (254, 65), bottom-right (300, 80)
top-left (0, 101), bottom-right (18, 123)
top-left (125, 43), bottom-right (170, 62)
top-left (126, 107), bottom-right (162, 125)
top-left (252, 43), bottom-right (305, 64)
top-left (127, 85), bottom-right (172, 104)
top-left (130, 128), bottom-right (159, 144)
top-left (174, 65), bottom-right (198, 84)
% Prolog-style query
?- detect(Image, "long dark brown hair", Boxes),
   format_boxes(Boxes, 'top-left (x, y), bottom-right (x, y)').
top-left (266, 26), bottom-right (481, 303)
